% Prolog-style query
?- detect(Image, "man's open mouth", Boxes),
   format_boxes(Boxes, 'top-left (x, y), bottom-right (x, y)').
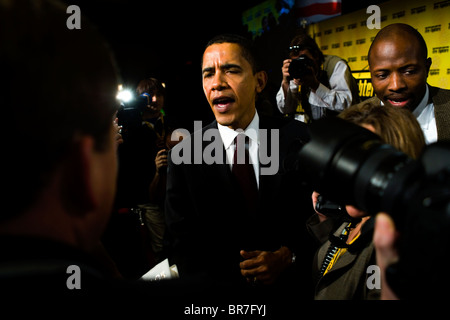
top-left (386, 96), bottom-right (410, 108)
top-left (213, 97), bottom-right (235, 112)
top-left (213, 97), bottom-right (235, 105)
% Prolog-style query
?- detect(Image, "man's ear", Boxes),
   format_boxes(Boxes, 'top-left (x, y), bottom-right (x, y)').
top-left (62, 136), bottom-right (98, 215)
top-left (255, 70), bottom-right (268, 94)
top-left (425, 57), bottom-right (432, 76)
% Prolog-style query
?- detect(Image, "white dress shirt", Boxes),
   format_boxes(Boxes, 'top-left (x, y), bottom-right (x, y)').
top-left (378, 85), bottom-right (437, 145)
top-left (217, 112), bottom-right (260, 187)
top-left (412, 86), bottom-right (437, 145)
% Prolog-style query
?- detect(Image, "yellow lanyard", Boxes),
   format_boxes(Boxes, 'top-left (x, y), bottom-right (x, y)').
top-left (295, 85), bottom-right (310, 123)
top-left (321, 223), bottom-right (360, 277)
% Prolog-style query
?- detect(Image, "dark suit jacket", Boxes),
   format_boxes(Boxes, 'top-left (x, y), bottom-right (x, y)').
top-left (164, 115), bottom-right (315, 295)
top-left (429, 85), bottom-right (450, 142)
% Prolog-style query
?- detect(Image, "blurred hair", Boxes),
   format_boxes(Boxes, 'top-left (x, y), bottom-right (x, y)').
top-left (136, 77), bottom-right (166, 98)
top-left (289, 33), bottom-right (325, 66)
top-left (338, 101), bottom-right (426, 159)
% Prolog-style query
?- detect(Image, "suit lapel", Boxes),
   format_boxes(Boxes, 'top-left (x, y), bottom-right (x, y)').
top-left (430, 85), bottom-right (450, 142)
top-left (202, 117), bottom-right (286, 215)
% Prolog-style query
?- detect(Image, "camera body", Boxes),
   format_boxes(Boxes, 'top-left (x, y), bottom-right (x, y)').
top-left (288, 55), bottom-right (315, 79)
top-left (288, 117), bottom-right (450, 299)
top-left (315, 195), bottom-right (347, 217)
top-left (117, 94), bottom-right (151, 136)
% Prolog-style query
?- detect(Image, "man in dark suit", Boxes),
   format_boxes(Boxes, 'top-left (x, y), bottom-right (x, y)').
top-left (165, 34), bottom-right (315, 298)
top-left (363, 23), bottom-right (450, 144)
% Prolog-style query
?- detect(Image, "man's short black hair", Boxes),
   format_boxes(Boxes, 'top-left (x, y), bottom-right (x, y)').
top-left (204, 34), bottom-right (261, 74)
top-left (289, 33), bottom-right (325, 66)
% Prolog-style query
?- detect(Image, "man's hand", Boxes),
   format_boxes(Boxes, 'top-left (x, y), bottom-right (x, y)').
top-left (239, 246), bottom-right (292, 285)
top-left (281, 59), bottom-right (292, 98)
top-left (312, 191), bottom-right (327, 223)
top-left (373, 213), bottom-right (399, 300)
top-left (281, 59), bottom-right (292, 85)
top-left (281, 58), bottom-right (320, 92)
top-left (155, 149), bottom-right (168, 174)
top-left (114, 117), bottom-right (123, 145)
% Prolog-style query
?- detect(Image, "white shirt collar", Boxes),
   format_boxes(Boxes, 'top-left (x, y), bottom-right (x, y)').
top-left (378, 85), bottom-right (429, 111)
top-left (217, 111), bottom-right (259, 150)
top-left (412, 85), bottom-right (437, 144)
top-left (412, 85), bottom-right (430, 119)
top-left (380, 85), bottom-right (436, 144)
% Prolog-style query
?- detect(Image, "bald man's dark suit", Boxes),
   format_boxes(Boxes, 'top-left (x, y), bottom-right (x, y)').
top-left (429, 85), bottom-right (450, 141)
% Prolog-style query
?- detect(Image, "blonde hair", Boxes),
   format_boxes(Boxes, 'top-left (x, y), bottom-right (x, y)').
top-left (338, 102), bottom-right (426, 159)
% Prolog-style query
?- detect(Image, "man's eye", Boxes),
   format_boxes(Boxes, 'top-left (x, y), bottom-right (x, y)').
top-left (226, 68), bottom-right (241, 74)
top-left (404, 68), bottom-right (417, 75)
top-left (375, 72), bottom-right (388, 79)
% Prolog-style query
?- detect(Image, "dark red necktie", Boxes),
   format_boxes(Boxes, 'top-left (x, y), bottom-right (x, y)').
top-left (232, 134), bottom-right (258, 214)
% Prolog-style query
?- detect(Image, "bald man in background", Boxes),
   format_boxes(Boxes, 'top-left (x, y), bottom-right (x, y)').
top-left (363, 23), bottom-right (450, 143)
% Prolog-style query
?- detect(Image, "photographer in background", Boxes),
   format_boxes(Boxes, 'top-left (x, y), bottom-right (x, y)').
top-left (276, 33), bottom-right (359, 123)
top-left (115, 78), bottom-right (168, 209)
top-left (104, 78), bottom-right (169, 278)
top-left (136, 78), bottom-right (167, 140)
top-left (307, 102), bottom-right (425, 299)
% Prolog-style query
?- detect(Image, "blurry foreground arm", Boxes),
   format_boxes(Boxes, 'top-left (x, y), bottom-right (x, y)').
top-left (373, 213), bottom-right (399, 300)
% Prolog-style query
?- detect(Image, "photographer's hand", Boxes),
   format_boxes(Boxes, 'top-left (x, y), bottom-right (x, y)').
top-left (281, 59), bottom-right (303, 87)
top-left (114, 117), bottom-right (123, 145)
top-left (374, 213), bottom-right (399, 300)
top-left (312, 191), bottom-right (327, 222)
top-left (281, 59), bottom-right (292, 97)
top-left (155, 149), bottom-right (168, 174)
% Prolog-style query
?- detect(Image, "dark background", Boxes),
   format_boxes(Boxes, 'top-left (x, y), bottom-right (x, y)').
top-left (68, 0), bottom-right (384, 129)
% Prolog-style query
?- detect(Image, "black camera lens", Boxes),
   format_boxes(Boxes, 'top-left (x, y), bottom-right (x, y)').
top-left (117, 95), bottom-right (150, 135)
top-left (296, 117), bottom-right (416, 217)
top-left (289, 116), bottom-right (450, 299)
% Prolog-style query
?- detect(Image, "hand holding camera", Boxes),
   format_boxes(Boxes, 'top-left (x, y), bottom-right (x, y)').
top-left (155, 149), bottom-right (168, 174)
top-left (282, 55), bottom-right (320, 91)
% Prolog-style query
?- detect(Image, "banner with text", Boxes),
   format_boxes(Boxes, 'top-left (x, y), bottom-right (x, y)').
top-left (306, 0), bottom-right (450, 99)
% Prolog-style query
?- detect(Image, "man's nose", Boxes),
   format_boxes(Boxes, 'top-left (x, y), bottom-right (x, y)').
top-left (388, 72), bottom-right (406, 92)
top-left (212, 71), bottom-right (227, 91)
